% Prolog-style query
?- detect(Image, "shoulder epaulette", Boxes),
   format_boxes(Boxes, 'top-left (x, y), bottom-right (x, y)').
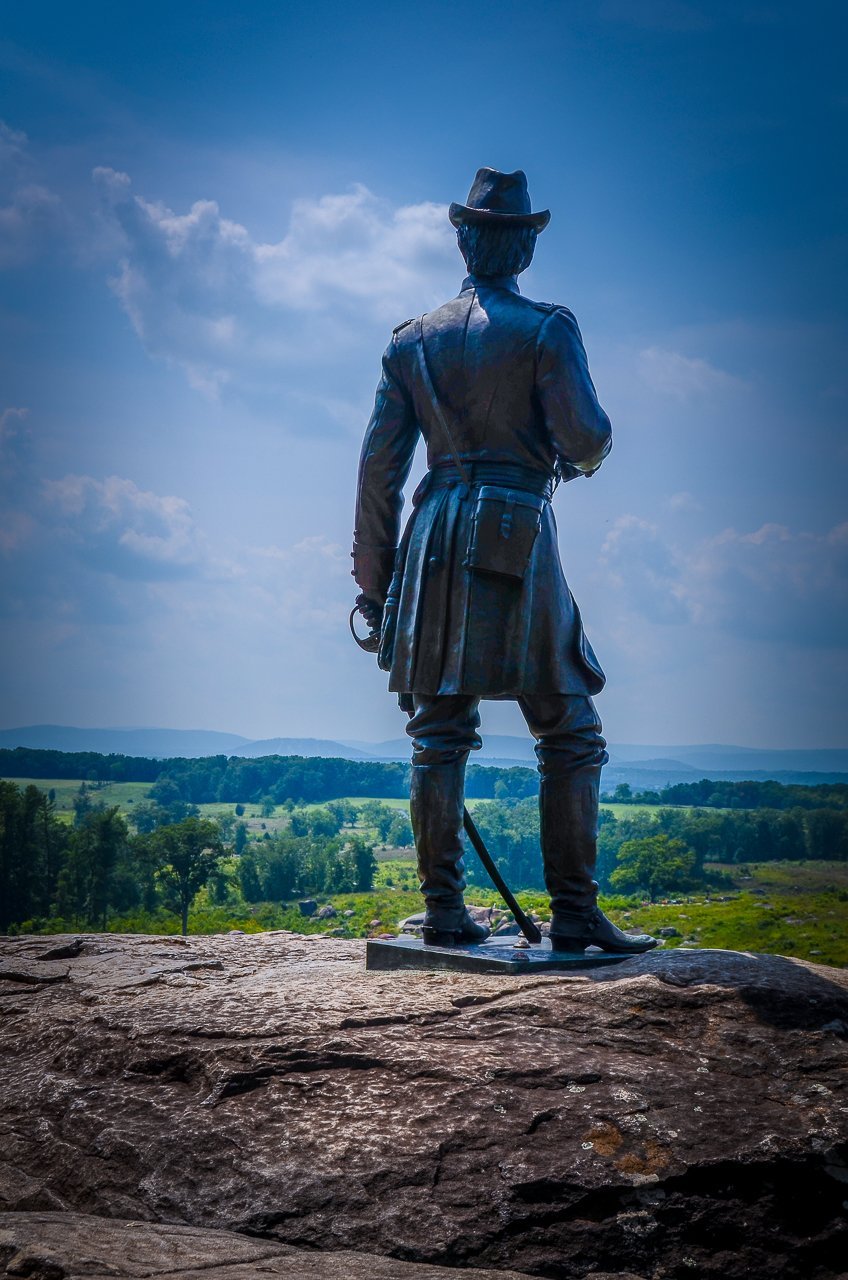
top-left (528, 300), bottom-right (574, 319)
top-left (392, 317), bottom-right (416, 335)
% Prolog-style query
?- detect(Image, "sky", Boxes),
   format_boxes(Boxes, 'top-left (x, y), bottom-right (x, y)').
top-left (0, 0), bottom-right (846, 748)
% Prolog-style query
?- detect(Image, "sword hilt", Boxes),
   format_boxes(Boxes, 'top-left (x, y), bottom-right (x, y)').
top-left (349, 595), bottom-right (381, 653)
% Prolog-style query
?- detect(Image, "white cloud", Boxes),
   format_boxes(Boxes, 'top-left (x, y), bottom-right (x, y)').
top-left (255, 185), bottom-right (452, 314)
top-left (0, 405), bottom-right (29, 451)
top-left (250, 535), bottom-right (351, 634)
top-left (94, 169), bottom-right (458, 401)
top-left (0, 407), bottom-right (34, 551)
top-left (637, 346), bottom-right (747, 399)
top-left (0, 122), bottom-right (64, 268)
top-left (602, 513), bottom-right (848, 646)
top-left (666, 490), bottom-right (702, 512)
top-left (601, 515), bottom-right (692, 624)
top-left (43, 474), bottom-right (210, 580)
top-left (691, 521), bottom-right (848, 645)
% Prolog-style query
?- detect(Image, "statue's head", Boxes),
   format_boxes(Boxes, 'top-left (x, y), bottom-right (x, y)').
top-left (450, 168), bottom-right (549, 279)
top-left (456, 222), bottom-right (538, 279)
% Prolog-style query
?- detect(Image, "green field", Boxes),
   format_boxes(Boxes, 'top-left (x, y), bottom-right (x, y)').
top-left (0, 780), bottom-right (668, 828)
top-left (599, 802), bottom-right (663, 819)
top-left (299, 795), bottom-right (410, 812)
top-left (2, 778), bottom-right (152, 823)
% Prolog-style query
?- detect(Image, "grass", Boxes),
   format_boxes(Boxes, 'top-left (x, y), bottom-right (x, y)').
top-left (13, 861), bottom-right (848, 966)
top-left (274, 860), bottom-right (848, 967)
top-left (595, 861), bottom-right (848, 967)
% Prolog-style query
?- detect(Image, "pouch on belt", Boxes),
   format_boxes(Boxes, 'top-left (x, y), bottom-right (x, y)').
top-left (466, 485), bottom-right (546, 581)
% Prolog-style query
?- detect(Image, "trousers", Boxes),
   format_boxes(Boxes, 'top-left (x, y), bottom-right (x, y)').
top-left (405, 693), bottom-right (609, 925)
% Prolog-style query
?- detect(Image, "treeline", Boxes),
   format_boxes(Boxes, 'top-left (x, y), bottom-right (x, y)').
top-left (604, 779), bottom-right (848, 811)
top-left (149, 755), bottom-right (537, 803)
top-left (465, 798), bottom-right (848, 897)
top-left (6, 746), bottom-right (848, 811)
top-left (0, 781), bottom-right (377, 935)
top-left (0, 748), bottom-right (162, 782)
top-left (0, 747), bottom-right (537, 803)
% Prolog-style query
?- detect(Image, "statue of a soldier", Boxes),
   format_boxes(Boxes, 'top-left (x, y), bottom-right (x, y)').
top-left (352, 168), bottom-right (657, 956)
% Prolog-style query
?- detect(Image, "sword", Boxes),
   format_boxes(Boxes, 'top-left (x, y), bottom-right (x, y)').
top-left (461, 807), bottom-right (542, 944)
top-left (349, 596), bottom-right (542, 945)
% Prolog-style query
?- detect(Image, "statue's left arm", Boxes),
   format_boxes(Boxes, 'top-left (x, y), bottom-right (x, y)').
top-left (352, 335), bottom-right (419, 606)
top-left (536, 307), bottom-right (612, 477)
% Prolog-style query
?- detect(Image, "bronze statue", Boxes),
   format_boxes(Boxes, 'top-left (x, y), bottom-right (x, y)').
top-left (352, 168), bottom-right (657, 955)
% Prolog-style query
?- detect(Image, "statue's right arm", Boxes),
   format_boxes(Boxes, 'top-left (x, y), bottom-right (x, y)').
top-left (351, 337), bottom-right (419, 606)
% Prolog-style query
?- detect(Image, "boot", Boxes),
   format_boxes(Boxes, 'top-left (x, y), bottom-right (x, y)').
top-left (422, 906), bottom-right (492, 947)
top-left (550, 907), bottom-right (658, 954)
top-left (410, 758), bottom-right (491, 947)
top-left (540, 765), bottom-right (657, 956)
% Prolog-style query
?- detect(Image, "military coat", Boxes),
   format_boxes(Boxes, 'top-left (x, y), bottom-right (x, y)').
top-left (352, 274), bottom-right (612, 699)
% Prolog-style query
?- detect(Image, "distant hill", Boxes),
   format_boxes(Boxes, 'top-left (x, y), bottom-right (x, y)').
top-left (0, 725), bottom-right (252, 757)
top-left (232, 737), bottom-right (370, 760)
top-left (1, 724), bottom-right (846, 787)
top-left (0, 726), bottom-right (380, 763)
top-left (606, 743), bottom-right (848, 773)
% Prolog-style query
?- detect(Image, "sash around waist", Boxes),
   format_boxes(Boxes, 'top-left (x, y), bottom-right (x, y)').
top-left (423, 461), bottom-right (555, 501)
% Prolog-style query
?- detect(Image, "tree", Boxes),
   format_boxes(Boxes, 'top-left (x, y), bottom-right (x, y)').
top-left (238, 851), bottom-right (263, 901)
top-left (131, 800), bottom-right (171, 834)
top-left (327, 799), bottom-right (357, 827)
top-left (145, 817), bottom-right (225, 934)
top-left (58, 808), bottom-right (129, 927)
top-left (386, 812), bottom-right (414, 848)
top-left (609, 834), bottom-right (700, 901)
top-left (352, 838), bottom-right (377, 892)
top-left (359, 801), bottom-right (395, 842)
top-left (217, 812), bottom-right (236, 842)
top-left (0, 782), bottom-right (69, 930)
top-left (72, 783), bottom-right (98, 826)
top-left (148, 778), bottom-right (183, 808)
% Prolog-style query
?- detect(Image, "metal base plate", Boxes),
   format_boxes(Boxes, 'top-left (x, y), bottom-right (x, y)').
top-left (366, 935), bottom-right (632, 975)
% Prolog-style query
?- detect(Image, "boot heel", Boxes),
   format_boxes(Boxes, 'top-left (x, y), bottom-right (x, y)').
top-left (549, 935), bottom-right (590, 953)
top-left (422, 926), bottom-right (460, 947)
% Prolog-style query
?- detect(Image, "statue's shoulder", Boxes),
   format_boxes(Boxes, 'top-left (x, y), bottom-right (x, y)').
top-left (524, 299), bottom-right (582, 345)
top-left (524, 298), bottom-right (578, 323)
top-left (392, 316), bottom-right (418, 336)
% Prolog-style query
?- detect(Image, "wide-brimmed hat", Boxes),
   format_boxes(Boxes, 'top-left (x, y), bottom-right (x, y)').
top-left (449, 168), bottom-right (550, 232)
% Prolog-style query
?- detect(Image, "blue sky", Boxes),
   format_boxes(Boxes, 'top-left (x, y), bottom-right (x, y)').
top-left (1, 0), bottom-right (845, 746)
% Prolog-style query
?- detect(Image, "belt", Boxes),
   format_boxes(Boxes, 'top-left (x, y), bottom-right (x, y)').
top-left (426, 460), bottom-right (555, 501)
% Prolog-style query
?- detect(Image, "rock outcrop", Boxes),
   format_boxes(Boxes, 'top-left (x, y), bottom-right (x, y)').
top-left (1, 933), bottom-right (846, 1279)
top-left (0, 1211), bottom-right (539, 1279)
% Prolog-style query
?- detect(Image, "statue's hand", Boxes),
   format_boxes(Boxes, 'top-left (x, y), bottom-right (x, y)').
top-left (356, 593), bottom-right (384, 634)
top-left (349, 593), bottom-right (383, 653)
